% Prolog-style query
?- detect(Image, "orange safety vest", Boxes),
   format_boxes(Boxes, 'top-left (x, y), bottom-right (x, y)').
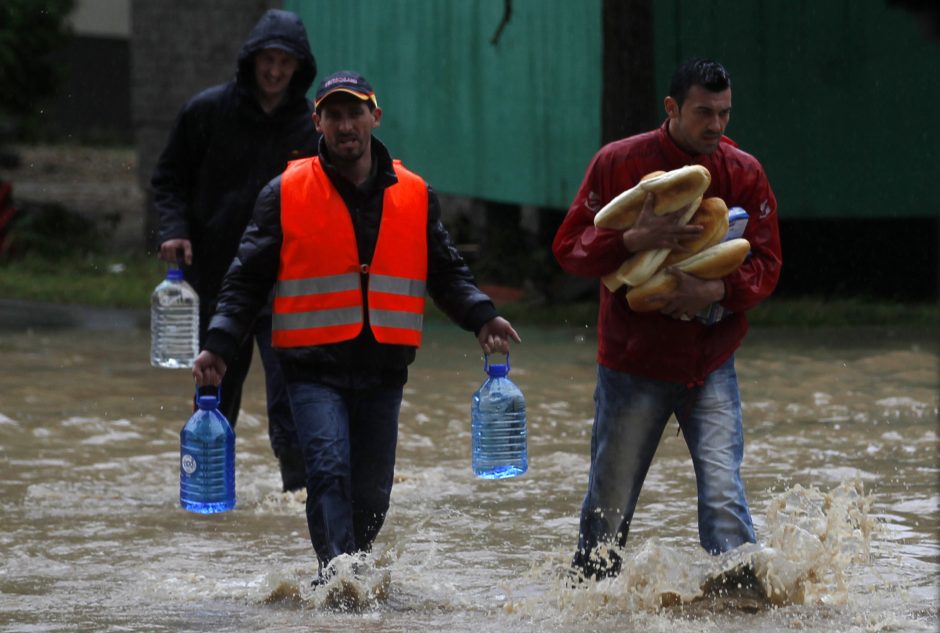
top-left (273, 157), bottom-right (428, 348)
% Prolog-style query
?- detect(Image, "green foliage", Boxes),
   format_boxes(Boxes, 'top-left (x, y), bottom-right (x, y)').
top-left (0, 0), bottom-right (75, 135)
top-left (2, 200), bottom-right (105, 260)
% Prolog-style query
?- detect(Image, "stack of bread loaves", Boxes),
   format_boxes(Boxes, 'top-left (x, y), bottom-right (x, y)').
top-left (593, 165), bottom-right (750, 312)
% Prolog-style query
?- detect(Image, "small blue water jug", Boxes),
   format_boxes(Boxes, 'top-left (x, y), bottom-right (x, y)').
top-left (471, 353), bottom-right (528, 479)
top-left (180, 386), bottom-right (236, 513)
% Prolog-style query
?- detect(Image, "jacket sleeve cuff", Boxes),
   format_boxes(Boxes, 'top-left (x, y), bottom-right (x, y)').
top-left (465, 300), bottom-right (499, 335)
top-left (204, 330), bottom-right (241, 366)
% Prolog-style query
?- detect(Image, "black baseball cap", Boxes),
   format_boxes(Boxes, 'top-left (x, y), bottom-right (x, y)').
top-left (314, 71), bottom-right (378, 110)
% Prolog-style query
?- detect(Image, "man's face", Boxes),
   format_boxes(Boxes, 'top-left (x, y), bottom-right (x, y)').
top-left (665, 85), bottom-right (732, 156)
top-left (254, 48), bottom-right (299, 102)
top-left (314, 95), bottom-right (382, 163)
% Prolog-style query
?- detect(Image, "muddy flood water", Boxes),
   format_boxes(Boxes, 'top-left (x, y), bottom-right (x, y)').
top-left (0, 313), bottom-right (937, 632)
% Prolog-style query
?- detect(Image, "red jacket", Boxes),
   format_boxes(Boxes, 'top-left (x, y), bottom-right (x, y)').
top-left (552, 121), bottom-right (782, 386)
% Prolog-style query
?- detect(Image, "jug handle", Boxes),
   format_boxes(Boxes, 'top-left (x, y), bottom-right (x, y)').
top-left (194, 384), bottom-right (221, 397)
top-left (483, 352), bottom-right (510, 373)
top-left (193, 384), bottom-right (221, 409)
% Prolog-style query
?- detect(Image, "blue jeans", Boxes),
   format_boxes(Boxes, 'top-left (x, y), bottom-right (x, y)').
top-left (574, 356), bottom-right (755, 577)
top-left (287, 381), bottom-right (402, 567)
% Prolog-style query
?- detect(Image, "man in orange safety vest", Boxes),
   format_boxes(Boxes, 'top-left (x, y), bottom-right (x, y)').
top-left (193, 71), bottom-right (520, 582)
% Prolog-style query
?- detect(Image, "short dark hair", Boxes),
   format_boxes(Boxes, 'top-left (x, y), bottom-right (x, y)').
top-left (669, 59), bottom-right (731, 107)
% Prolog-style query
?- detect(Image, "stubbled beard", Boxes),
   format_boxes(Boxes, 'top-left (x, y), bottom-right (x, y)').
top-left (330, 142), bottom-right (365, 164)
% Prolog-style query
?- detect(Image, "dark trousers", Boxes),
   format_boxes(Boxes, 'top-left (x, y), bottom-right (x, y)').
top-left (286, 381), bottom-right (402, 567)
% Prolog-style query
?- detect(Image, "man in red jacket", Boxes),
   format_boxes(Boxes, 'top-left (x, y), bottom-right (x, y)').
top-left (553, 58), bottom-right (782, 580)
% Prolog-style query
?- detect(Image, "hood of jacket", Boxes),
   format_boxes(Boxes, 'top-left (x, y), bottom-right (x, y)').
top-left (236, 9), bottom-right (317, 104)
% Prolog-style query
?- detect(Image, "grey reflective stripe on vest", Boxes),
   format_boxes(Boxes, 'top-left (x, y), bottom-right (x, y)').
top-left (276, 272), bottom-right (360, 298)
top-left (273, 306), bottom-right (362, 331)
top-left (369, 274), bottom-right (426, 298)
top-left (369, 309), bottom-right (423, 331)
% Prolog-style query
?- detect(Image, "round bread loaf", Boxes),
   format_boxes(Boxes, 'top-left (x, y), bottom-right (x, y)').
top-left (625, 238), bottom-right (750, 312)
top-left (661, 197), bottom-right (730, 267)
top-left (594, 165), bottom-right (711, 230)
top-left (608, 195), bottom-right (702, 289)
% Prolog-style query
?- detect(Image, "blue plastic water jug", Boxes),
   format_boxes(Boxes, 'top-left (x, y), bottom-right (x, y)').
top-left (471, 353), bottom-right (528, 479)
top-left (180, 386), bottom-right (236, 513)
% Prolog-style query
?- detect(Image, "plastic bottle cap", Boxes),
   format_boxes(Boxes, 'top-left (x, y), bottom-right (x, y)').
top-left (487, 363), bottom-right (509, 378)
top-left (196, 394), bottom-right (219, 410)
top-left (167, 268), bottom-right (184, 281)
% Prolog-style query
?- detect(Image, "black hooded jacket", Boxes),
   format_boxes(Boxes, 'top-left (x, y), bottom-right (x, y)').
top-left (151, 9), bottom-right (318, 317)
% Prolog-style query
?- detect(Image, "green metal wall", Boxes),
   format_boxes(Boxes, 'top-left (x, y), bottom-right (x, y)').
top-left (287, 0), bottom-right (602, 209)
top-left (653, 0), bottom-right (940, 219)
top-left (287, 0), bottom-right (938, 219)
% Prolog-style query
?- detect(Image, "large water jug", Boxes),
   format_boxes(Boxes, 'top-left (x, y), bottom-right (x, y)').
top-left (471, 353), bottom-right (528, 479)
top-left (180, 386), bottom-right (236, 513)
top-left (150, 266), bottom-right (199, 368)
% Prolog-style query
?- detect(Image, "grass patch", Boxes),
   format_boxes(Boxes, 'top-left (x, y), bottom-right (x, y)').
top-left (0, 252), bottom-right (164, 309)
top-left (433, 296), bottom-right (938, 329)
top-left (747, 296), bottom-right (938, 328)
top-left (1, 253), bottom-right (936, 328)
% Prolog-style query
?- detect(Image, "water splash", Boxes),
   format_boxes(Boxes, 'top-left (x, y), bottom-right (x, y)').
top-left (507, 479), bottom-right (876, 620)
top-left (755, 479), bottom-right (875, 606)
top-left (260, 552), bottom-right (392, 612)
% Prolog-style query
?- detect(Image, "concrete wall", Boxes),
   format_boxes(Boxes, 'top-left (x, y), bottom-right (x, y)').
top-left (68, 0), bottom-right (131, 37)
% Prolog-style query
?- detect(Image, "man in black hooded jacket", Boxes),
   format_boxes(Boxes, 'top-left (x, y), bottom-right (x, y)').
top-left (151, 9), bottom-right (316, 491)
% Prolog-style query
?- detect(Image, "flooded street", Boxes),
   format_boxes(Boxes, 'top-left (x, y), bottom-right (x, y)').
top-left (0, 316), bottom-right (937, 632)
